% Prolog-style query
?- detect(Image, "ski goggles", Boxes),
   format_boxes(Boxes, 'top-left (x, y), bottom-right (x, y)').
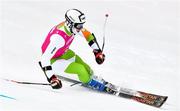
top-left (74, 23), bottom-right (84, 30)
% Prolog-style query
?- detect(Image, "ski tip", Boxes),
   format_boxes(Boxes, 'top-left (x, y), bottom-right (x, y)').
top-left (157, 96), bottom-right (168, 108)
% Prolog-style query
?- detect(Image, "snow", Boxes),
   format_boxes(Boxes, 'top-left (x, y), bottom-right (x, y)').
top-left (0, 0), bottom-right (179, 111)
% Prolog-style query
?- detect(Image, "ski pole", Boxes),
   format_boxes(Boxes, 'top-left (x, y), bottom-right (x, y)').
top-left (38, 61), bottom-right (50, 82)
top-left (92, 14), bottom-right (109, 52)
top-left (102, 14), bottom-right (108, 52)
top-left (3, 78), bottom-right (50, 86)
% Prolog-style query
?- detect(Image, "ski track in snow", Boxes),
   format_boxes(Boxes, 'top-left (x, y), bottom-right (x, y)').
top-left (0, 1), bottom-right (179, 111)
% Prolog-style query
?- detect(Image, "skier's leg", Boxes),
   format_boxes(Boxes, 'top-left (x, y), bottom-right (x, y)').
top-left (65, 55), bottom-right (108, 91)
top-left (64, 62), bottom-right (91, 83)
top-left (51, 49), bottom-right (91, 83)
top-left (52, 49), bottom-right (107, 91)
top-left (75, 55), bottom-right (93, 75)
top-left (74, 55), bottom-right (110, 91)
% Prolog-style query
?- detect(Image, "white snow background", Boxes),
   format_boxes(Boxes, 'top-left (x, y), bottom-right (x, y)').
top-left (0, 0), bottom-right (179, 111)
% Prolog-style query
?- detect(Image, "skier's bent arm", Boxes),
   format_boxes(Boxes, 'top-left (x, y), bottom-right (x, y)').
top-left (79, 28), bottom-right (99, 50)
top-left (79, 28), bottom-right (105, 64)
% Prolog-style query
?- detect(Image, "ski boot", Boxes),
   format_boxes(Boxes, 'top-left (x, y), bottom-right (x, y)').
top-left (87, 75), bottom-right (119, 93)
top-left (105, 82), bottom-right (119, 94)
top-left (87, 75), bottom-right (107, 91)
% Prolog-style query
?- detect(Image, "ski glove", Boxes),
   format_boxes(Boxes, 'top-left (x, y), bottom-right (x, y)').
top-left (49, 75), bottom-right (62, 89)
top-left (93, 49), bottom-right (105, 64)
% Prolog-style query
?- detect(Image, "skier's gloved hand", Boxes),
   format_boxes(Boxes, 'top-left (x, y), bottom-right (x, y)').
top-left (93, 49), bottom-right (105, 64)
top-left (49, 75), bottom-right (62, 89)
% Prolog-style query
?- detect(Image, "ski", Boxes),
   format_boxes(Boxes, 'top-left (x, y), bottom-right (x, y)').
top-left (117, 87), bottom-right (168, 108)
top-left (3, 75), bottom-right (168, 107)
top-left (56, 75), bottom-right (168, 108)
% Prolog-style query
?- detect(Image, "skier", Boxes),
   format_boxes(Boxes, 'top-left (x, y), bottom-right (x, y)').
top-left (40, 9), bottom-right (107, 91)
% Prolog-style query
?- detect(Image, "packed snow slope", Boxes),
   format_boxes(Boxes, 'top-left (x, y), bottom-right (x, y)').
top-left (0, 0), bottom-right (179, 111)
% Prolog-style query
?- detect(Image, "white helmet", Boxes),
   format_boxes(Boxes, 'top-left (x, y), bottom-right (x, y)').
top-left (65, 9), bottom-right (86, 33)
